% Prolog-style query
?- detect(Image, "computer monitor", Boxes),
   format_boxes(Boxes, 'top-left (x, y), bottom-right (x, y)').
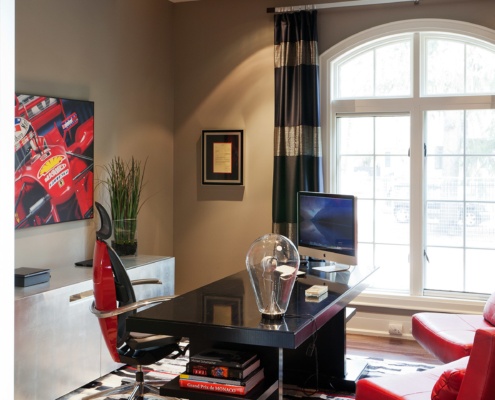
top-left (297, 191), bottom-right (358, 267)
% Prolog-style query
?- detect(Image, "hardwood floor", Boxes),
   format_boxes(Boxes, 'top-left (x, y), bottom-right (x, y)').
top-left (346, 334), bottom-right (442, 365)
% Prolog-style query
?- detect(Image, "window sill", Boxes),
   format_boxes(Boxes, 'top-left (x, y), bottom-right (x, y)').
top-left (351, 290), bottom-right (486, 314)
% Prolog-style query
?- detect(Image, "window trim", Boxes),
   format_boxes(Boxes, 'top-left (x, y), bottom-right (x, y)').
top-left (321, 19), bottom-right (495, 306)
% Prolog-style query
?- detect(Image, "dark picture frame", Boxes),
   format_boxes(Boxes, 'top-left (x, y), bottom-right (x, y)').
top-left (202, 130), bottom-right (243, 185)
top-left (203, 295), bottom-right (243, 325)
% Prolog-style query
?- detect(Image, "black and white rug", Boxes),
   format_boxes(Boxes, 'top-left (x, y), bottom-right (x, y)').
top-left (57, 342), bottom-right (435, 400)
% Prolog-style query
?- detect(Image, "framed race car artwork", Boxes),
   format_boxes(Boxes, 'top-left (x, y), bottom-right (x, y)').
top-left (14, 94), bottom-right (94, 229)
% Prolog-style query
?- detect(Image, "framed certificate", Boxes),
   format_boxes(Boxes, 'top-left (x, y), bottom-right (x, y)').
top-left (202, 130), bottom-right (243, 185)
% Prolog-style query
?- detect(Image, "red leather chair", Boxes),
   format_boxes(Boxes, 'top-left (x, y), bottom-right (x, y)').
top-left (84, 202), bottom-right (184, 400)
top-left (412, 292), bottom-right (495, 363)
top-left (355, 327), bottom-right (495, 400)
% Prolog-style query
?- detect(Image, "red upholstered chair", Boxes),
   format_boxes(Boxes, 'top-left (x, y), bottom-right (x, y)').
top-left (412, 292), bottom-right (495, 363)
top-left (83, 202), bottom-right (183, 400)
top-left (355, 327), bottom-right (495, 400)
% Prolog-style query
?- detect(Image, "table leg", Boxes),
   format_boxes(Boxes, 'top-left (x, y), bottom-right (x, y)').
top-left (283, 308), bottom-right (365, 391)
top-left (278, 347), bottom-right (283, 400)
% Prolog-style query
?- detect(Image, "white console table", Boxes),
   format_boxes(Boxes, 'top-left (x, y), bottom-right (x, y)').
top-left (14, 255), bottom-right (174, 400)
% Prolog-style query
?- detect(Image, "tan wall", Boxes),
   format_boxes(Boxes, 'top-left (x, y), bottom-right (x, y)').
top-left (172, 0), bottom-right (275, 293)
top-left (171, 0), bottom-right (494, 294)
top-left (15, 0), bottom-right (175, 269)
top-left (14, 0), bottom-right (494, 297)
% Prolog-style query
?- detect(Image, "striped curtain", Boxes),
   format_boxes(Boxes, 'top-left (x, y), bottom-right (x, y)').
top-left (272, 10), bottom-right (323, 244)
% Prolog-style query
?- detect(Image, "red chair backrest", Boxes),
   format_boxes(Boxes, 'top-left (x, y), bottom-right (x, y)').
top-left (93, 238), bottom-right (121, 363)
top-left (458, 327), bottom-right (495, 400)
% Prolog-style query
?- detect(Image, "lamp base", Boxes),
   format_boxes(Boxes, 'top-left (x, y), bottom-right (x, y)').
top-left (261, 313), bottom-right (284, 321)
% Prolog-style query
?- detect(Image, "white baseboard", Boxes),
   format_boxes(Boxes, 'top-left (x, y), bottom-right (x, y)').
top-left (346, 325), bottom-right (414, 340)
top-left (351, 292), bottom-right (485, 314)
top-left (346, 311), bottom-right (417, 340)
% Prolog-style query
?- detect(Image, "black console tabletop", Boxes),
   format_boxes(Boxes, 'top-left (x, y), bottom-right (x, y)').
top-left (127, 264), bottom-right (376, 398)
top-left (126, 264), bottom-right (375, 349)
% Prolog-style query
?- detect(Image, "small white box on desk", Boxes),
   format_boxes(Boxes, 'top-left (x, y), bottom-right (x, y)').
top-left (304, 285), bottom-right (328, 298)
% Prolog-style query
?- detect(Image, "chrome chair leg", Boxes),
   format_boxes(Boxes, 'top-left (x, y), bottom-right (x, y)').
top-left (81, 364), bottom-right (175, 400)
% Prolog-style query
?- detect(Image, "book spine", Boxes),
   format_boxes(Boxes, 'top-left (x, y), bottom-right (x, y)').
top-left (186, 362), bottom-right (245, 380)
top-left (180, 373), bottom-right (245, 386)
top-left (178, 379), bottom-right (247, 395)
top-left (188, 357), bottom-right (244, 368)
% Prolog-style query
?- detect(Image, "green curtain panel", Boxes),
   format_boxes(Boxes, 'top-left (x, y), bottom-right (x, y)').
top-left (272, 10), bottom-right (323, 243)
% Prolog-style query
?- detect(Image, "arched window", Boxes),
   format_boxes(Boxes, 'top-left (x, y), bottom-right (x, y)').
top-left (321, 20), bottom-right (495, 298)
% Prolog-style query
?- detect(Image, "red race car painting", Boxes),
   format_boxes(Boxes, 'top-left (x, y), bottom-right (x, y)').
top-left (14, 94), bottom-right (94, 229)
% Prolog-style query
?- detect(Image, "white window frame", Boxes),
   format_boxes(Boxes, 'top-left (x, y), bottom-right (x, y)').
top-left (321, 19), bottom-right (495, 313)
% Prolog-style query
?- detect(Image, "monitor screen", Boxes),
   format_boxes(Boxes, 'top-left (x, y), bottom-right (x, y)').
top-left (297, 191), bottom-right (358, 266)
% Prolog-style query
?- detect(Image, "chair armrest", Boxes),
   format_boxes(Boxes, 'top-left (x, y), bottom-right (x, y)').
top-left (90, 295), bottom-right (176, 318)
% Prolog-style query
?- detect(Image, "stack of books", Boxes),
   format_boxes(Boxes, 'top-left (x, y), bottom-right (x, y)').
top-left (179, 348), bottom-right (264, 395)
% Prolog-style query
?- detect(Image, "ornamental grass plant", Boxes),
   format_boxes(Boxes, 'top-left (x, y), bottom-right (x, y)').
top-left (102, 156), bottom-right (148, 255)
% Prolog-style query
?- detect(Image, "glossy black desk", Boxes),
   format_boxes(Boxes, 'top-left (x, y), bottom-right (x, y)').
top-left (126, 264), bottom-right (377, 399)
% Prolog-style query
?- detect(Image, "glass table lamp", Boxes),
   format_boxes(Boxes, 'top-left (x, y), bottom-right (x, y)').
top-left (245, 233), bottom-right (300, 320)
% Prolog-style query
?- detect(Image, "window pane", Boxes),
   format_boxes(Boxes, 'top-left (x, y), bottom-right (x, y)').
top-left (358, 199), bottom-right (374, 243)
top-left (375, 200), bottom-right (409, 244)
top-left (466, 249), bottom-right (495, 293)
top-left (375, 41), bottom-right (411, 96)
top-left (427, 157), bottom-right (464, 201)
top-left (426, 110), bottom-right (464, 155)
top-left (375, 116), bottom-right (410, 154)
top-left (376, 155), bottom-right (409, 198)
top-left (359, 242), bottom-right (412, 293)
top-left (426, 201), bottom-right (464, 247)
top-left (372, 244), bottom-right (410, 292)
top-left (465, 203), bottom-right (495, 248)
top-left (466, 109), bottom-right (495, 155)
top-left (339, 156), bottom-right (374, 198)
top-left (338, 51), bottom-right (374, 98)
top-left (466, 157), bottom-right (495, 202)
top-left (425, 39), bottom-right (465, 95)
top-left (466, 44), bottom-right (495, 93)
top-left (424, 247), bottom-right (464, 291)
top-left (338, 117), bottom-right (374, 154)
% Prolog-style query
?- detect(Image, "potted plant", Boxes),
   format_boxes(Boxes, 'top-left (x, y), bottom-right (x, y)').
top-left (102, 156), bottom-right (148, 256)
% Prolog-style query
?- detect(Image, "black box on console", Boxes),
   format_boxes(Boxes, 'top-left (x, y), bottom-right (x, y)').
top-left (15, 267), bottom-right (51, 287)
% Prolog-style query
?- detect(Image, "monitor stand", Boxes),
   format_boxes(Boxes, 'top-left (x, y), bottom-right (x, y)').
top-left (304, 259), bottom-right (350, 273)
